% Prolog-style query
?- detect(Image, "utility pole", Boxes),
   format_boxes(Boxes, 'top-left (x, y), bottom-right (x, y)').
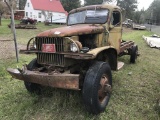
top-left (150, 10), bottom-right (152, 31)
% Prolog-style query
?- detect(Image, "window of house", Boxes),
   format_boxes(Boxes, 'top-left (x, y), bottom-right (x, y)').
top-left (38, 12), bottom-right (42, 18)
top-left (28, 3), bottom-right (29, 7)
top-left (30, 12), bottom-right (32, 17)
top-left (26, 12), bottom-right (28, 17)
top-left (111, 11), bottom-right (121, 26)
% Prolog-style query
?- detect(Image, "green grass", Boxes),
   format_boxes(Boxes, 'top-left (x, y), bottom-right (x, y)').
top-left (0, 20), bottom-right (160, 120)
top-left (0, 19), bottom-right (61, 43)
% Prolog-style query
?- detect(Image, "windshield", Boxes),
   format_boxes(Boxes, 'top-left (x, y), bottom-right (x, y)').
top-left (68, 9), bottom-right (109, 25)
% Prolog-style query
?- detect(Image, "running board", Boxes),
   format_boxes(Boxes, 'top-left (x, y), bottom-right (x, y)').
top-left (117, 61), bottom-right (124, 70)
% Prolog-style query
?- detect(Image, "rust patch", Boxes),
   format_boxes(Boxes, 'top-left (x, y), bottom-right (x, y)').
top-left (7, 68), bottom-right (80, 90)
top-left (37, 24), bottom-right (104, 37)
top-left (120, 41), bottom-right (134, 53)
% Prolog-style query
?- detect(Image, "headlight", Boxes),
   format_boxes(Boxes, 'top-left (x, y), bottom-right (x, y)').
top-left (33, 41), bottom-right (37, 49)
top-left (30, 40), bottom-right (36, 50)
top-left (66, 37), bottom-right (82, 53)
top-left (70, 43), bottom-right (78, 52)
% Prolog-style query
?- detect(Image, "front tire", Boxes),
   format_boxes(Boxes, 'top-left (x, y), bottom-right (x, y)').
top-left (24, 82), bottom-right (42, 95)
top-left (24, 58), bottom-right (42, 95)
top-left (82, 61), bottom-right (112, 114)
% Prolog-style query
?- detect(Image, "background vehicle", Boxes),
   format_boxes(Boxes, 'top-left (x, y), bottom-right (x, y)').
top-left (122, 18), bottom-right (133, 28)
top-left (7, 3), bottom-right (138, 114)
top-left (132, 23), bottom-right (146, 30)
top-left (8, 17), bottom-right (37, 29)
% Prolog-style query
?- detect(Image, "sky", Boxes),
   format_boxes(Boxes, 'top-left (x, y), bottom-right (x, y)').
top-left (137, 0), bottom-right (153, 10)
top-left (80, 0), bottom-right (154, 10)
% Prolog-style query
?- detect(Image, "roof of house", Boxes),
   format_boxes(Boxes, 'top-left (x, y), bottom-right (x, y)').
top-left (30, 0), bottom-right (67, 13)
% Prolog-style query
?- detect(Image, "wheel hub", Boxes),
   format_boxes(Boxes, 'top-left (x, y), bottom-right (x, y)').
top-left (98, 74), bottom-right (111, 103)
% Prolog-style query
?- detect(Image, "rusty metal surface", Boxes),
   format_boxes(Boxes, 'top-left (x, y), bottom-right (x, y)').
top-left (19, 49), bottom-right (94, 60)
top-left (7, 68), bottom-right (80, 90)
top-left (98, 74), bottom-right (110, 103)
top-left (120, 41), bottom-right (134, 53)
top-left (19, 47), bottom-right (118, 60)
top-left (64, 52), bottom-right (94, 59)
top-left (37, 24), bottom-right (104, 37)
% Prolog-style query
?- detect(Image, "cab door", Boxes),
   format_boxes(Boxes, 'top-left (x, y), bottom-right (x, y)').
top-left (108, 10), bottom-right (122, 53)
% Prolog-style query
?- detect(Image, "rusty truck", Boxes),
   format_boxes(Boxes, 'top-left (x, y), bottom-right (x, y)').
top-left (7, 3), bottom-right (138, 114)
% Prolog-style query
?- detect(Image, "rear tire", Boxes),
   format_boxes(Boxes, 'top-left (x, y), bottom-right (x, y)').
top-left (24, 58), bottom-right (42, 95)
top-left (82, 61), bottom-right (112, 114)
top-left (130, 45), bottom-right (138, 63)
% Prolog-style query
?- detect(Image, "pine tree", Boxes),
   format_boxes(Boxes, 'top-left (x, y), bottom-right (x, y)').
top-left (60, 0), bottom-right (81, 12)
top-left (117, 0), bottom-right (137, 19)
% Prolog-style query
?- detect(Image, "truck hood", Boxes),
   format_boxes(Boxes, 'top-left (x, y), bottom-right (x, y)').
top-left (37, 24), bottom-right (105, 37)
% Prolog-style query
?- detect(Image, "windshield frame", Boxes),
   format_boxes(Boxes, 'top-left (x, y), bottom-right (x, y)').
top-left (67, 8), bottom-right (109, 26)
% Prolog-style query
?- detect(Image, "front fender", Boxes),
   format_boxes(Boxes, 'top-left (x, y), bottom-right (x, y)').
top-left (87, 46), bottom-right (117, 59)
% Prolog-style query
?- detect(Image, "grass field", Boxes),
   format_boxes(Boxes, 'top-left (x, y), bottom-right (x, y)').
top-left (0, 19), bottom-right (160, 120)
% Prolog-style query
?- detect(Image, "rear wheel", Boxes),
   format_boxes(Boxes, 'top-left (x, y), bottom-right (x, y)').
top-left (82, 61), bottom-right (112, 114)
top-left (130, 45), bottom-right (138, 63)
top-left (24, 58), bottom-right (42, 95)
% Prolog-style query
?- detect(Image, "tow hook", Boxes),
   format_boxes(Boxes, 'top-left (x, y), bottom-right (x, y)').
top-left (17, 65), bottom-right (27, 74)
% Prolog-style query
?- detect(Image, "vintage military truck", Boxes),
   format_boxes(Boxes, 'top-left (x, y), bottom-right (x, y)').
top-left (7, 3), bottom-right (138, 114)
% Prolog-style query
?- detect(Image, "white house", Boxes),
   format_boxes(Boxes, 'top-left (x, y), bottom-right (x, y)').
top-left (24, 0), bottom-right (68, 23)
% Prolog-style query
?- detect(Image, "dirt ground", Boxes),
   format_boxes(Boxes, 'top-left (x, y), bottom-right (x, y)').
top-left (0, 39), bottom-right (26, 60)
top-left (0, 40), bottom-right (15, 60)
top-left (122, 27), bottom-right (134, 33)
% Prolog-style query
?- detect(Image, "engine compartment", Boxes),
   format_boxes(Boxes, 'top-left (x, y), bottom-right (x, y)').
top-left (79, 34), bottom-right (97, 49)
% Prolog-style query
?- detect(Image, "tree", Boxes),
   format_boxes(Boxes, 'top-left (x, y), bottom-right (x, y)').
top-left (117, 0), bottom-right (137, 19)
top-left (133, 9), bottom-right (145, 24)
top-left (4, 0), bottom-right (19, 62)
top-left (84, 0), bottom-right (103, 5)
top-left (146, 0), bottom-right (160, 25)
top-left (0, 0), bottom-right (8, 25)
top-left (84, 0), bottom-right (113, 5)
top-left (60, 0), bottom-right (81, 12)
top-left (19, 0), bottom-right (27, 10)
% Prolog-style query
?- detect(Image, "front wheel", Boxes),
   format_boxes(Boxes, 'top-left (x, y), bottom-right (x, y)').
top-left (82, 61), bottom-right (112, 114)
top-left (24, 58), bottom-right (42, 95)
top-left (24, 82), bottom-right (42, 95)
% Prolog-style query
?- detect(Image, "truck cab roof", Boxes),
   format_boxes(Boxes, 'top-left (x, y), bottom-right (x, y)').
top-left (69, 4), bottom-right (121, 14)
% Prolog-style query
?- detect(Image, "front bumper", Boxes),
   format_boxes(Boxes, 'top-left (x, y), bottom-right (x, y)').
top-left (7, 68), bottom-right (80, 90)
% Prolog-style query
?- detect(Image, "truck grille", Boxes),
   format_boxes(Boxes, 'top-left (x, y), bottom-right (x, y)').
top-left (36, 37), bottom-right (65, 66)
top-left (36, 37), bottom-right (64, 52)
top-left (37, 53), bottom-right (65, 66)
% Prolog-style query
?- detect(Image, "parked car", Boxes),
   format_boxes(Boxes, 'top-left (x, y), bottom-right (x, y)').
top-left (132, 23), bottom-right (146, 30)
